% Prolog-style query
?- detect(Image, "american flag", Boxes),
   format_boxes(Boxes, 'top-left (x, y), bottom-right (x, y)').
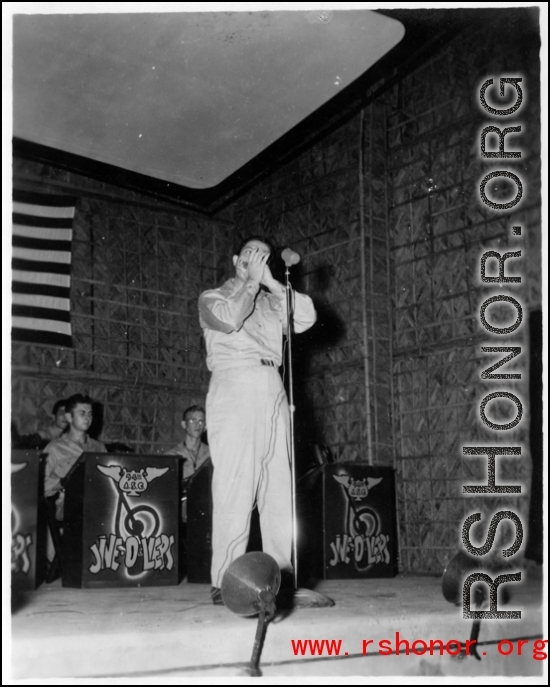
top-left (12, 190), bottom-right (76, 348)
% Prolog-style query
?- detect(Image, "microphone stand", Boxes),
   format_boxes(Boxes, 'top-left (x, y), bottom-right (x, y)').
top-left (284, 260), bottom-right (334, 609)
top-left (285, 263), bottom-right (298, 588)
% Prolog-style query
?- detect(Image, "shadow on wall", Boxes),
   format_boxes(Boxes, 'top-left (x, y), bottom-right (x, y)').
top-left (289, 262), bottom-right (347, 474)
top-left (89, 401), bottom-right (104, 441)
top-left (292, 261), bottom-right (347, 353)
top-left (89, 400), bottom-right (134, 453)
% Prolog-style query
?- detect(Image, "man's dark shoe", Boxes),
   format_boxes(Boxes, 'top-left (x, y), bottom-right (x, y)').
top-left (210, 586), bottom-right (224, 605)
top-left (276, 586), bottom-right (295, 609)
top-left (276, 571), bottom-right (295, 609)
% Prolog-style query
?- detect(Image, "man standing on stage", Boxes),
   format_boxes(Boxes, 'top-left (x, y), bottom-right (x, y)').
top-left (199, 237), bottom-right (316, 604)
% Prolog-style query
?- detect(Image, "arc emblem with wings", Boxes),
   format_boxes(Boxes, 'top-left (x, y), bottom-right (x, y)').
top-left (97, 465), bottom-right (168, 496)
top-left (333, 474), bottom-right (382, 501)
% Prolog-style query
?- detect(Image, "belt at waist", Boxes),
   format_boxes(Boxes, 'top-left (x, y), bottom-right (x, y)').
top-left (210, 358), bottom-right (278, 371)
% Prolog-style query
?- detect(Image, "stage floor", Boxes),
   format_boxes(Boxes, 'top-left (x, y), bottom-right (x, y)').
top-left (10, 566), bottom-right (546, 681)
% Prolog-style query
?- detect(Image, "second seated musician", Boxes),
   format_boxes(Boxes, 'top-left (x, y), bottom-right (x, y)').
top-left (165, 405), bottom-right (211, 522)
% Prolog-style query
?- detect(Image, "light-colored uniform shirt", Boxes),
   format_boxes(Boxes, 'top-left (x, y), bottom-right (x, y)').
top-left (164, 441), bottom-right (211, 522)
top-left (198, 278), bottom-right (316, 370)
top-left (44, 433), bottom-right (106, 520)
top-left (38, 425), bottom-right (64, 442)
top-left (164, 441), bottom-right (211, 481)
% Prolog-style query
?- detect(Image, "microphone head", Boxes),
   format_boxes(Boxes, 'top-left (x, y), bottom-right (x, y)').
top-left (281, 248), bottom-right (301, 266)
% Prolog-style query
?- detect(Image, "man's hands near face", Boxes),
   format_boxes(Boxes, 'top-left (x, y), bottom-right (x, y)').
top-left (260, 263), bottom-right (282, 293)
top-left (245, 248), bottom-right (270, 285)
top-left (240, 246), bottom-right (284, 296)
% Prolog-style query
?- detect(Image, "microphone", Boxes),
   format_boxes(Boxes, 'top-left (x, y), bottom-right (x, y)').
top-left (281, 248), bottom-right (301, 266)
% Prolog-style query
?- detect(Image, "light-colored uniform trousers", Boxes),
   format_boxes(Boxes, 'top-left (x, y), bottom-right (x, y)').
top-left (206, 363), bottom-right (293, 588)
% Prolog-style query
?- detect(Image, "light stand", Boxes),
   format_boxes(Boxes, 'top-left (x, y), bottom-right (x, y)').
top-left (284, 258), bottom-right (334, 609)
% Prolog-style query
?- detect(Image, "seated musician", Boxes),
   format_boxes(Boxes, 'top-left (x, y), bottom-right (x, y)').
top-left (11, 398), bottom-right (67, 450)
top-left (44, 393), bottom-right (106, 522)
top-left (38, 398), bottom-right (69, 443)
top-left (164, 405), bottom-right (211, 522)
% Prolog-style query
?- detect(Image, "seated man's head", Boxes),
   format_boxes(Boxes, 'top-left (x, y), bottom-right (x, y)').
top-left (64, 394), bottom-right (93, 434)
top-left (182, 405), bottom-right (206, 439)
top-left (51, 399), bottom-right (68, 431)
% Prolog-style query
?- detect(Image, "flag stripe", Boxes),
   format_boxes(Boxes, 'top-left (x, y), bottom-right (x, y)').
top-left (13, 212), bottom-right (74, 229)
top-left (12, 293), bottom-right (70, 311)
top-left (12, 193), bottom-right (75, 347)
top-left (13, 201), bottom-right (76, 219)
top-left (13, 189), bottom-right (77, 207)
top-left (11, 328), bottom-right (72, 347)
top-left (12, 270), bottom-right (71, 288)
top-left (12, 235), bottom-right (72, 253)
top-left (13, 224), bottom-right (73, 241)
top-left (13, 281), bottom-right (70, 299)
top-left (12, 246), bottom-right (72, 264)
top-left (12, 304), bottom-right (71, 323)
top-left (12, 258), bottom-right (71, 275)
top-left (12, 318), bottom-right (72, 335)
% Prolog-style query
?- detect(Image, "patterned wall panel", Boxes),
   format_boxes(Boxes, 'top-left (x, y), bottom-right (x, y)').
top-left (229, 111), bottom-right (391, 469)
top-left (11, 14), bottom-right (539, 576)
top-left (11, 159), bottom-right (233, 453)
top-left (226, 16), bottom-right (540, 574)
top-left (387, 23), bottom-right (540, 573)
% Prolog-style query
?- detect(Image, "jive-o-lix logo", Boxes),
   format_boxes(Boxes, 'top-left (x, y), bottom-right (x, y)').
top-left (89, 533), bottom-right (176, 574)
top-left (12, 532), bottom-right (33, 574)
top-left (329, 474), bottom-right (390, 570)
top-left (11, 462), bottom-right (32, 575)
top-left (89, 464), bottom-right (175, 577)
